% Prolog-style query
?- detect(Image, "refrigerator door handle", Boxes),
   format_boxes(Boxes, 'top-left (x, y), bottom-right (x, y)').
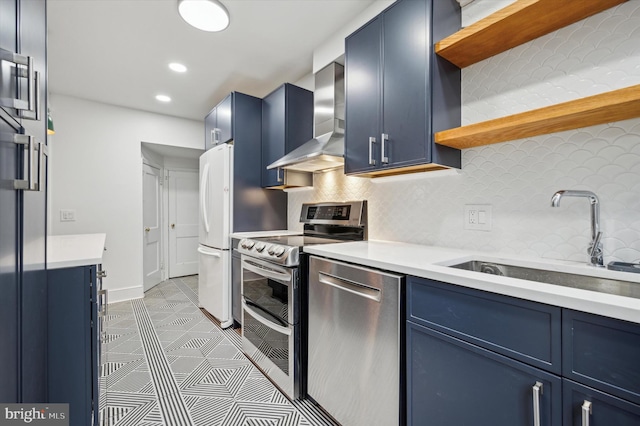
top-left (198, 247), bottom-right (220, 257)
top-left (200, 163), bottom-right (210, 233)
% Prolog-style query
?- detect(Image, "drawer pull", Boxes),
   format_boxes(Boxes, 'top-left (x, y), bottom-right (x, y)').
top-left (581, 400), bottom-right (592, 426)
top-left (533, 381), bottom-right (543, 426)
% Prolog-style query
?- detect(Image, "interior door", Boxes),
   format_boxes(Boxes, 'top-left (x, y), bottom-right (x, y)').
top-left (168, 170), bottom-right (198, 278)
top-left (143, 163), bottom-right (162, 291)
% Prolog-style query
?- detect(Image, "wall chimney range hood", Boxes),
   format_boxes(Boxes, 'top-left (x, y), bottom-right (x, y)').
top-left (267, 62), bottom-right (345, 173)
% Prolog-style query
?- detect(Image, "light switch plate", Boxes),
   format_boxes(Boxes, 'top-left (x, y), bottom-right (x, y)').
top-left (60, 209), bottom-right (76, 222)
top-left (464, 205), bottom-right (492, 231)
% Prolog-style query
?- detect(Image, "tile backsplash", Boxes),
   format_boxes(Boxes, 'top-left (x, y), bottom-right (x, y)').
top-left (288, 2), bottom-right (640, 264)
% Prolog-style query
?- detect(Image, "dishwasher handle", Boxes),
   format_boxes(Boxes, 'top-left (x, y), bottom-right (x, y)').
top-left (318, 272), bottom-right (381, 302)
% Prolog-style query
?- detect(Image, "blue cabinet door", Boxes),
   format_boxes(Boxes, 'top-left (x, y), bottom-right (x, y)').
top-left (0, 115), bottom-right (20, 403)
top-left (407, 321), bottom-right (562, 426)
top-left (17, 0), bottom-right (47, 402)
top-left (563, 379), bottom-right (640, 426)
top-left (344, 15), bottom-right (382, 174)
top-left (381, 0), bottom-right (428, 168)
top-left (261, 83), bottom-right (313, 187)
top-left (204, 107), bottom-right (216, 150)
top-left (204, 94), bottom-right (233, 149)
top-left (217, 93), bottom-right (233, 144)
top-left (563, 309), bottom-right (640, 405)
top-left (48, 265), bottom-right (97, 426)
top-left (345, 0), bottom-right (461, 175)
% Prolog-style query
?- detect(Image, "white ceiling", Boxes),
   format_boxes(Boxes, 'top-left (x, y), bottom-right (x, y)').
top-left (47, 0), bottom-right (376, 121)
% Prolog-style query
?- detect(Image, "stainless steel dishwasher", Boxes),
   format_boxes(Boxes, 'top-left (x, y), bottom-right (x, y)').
top-left (307, 256), bottom-right (404, 426)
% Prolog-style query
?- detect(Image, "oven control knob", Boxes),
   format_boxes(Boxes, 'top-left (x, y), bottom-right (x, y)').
top-left (245, 240), bottom-right (255, 249)
top-left (274, 246), bottom-right (286, 257)
top-left (240, 239), bottom-right (248, 249)
top-left (255, 243), bottom-right (266, 252)
top-left (267, 245), bottom-right (276, 255)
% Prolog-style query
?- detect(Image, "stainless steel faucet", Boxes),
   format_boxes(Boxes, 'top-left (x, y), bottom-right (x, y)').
top-left (550, 190), bottom-right (603, 267)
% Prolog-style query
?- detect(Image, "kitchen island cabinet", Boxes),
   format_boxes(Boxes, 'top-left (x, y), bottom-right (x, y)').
top-left (261, 83), bottom-right (313, 188)
top-left (47, 234), bottom-right (107, 426)
top-left (344, 0), bottom-right (461, 177)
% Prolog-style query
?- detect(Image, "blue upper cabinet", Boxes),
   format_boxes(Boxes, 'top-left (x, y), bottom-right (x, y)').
top-left (344, 0), bottom-right (461, 176)
top-left (205, 93), bottom-right (233, 150)
top-left (261, 83), bottom-right (313, 188)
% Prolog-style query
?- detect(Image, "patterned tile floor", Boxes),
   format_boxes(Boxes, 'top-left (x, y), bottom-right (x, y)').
top-left (101, 276), bottom-right (338, 426)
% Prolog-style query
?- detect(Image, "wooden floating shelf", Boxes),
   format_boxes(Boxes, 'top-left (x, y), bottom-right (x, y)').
top-left (435, 85), bottom-right (640, 150)
top-left (435, 0), bottom-right (627, 68)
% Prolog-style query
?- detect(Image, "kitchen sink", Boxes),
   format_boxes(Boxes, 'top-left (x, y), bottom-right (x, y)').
top-left (450, 260), bottom-right (640, 299)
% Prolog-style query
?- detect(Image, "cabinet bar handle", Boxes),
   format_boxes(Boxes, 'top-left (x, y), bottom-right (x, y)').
top-left (581, 400), bottom-right (592, 426)
top-left (368, 137), bottom-right (376, 166)
top-left (277, 167), bottom-right (283, 183)
top-left (533, 381), bottom-right (543, 426)
top-left (0, 48), bottom-right (33, 112)
top-left (11, 134), bottom-right (35, 190)
top-left (381, 133), bottom-right (389, 164)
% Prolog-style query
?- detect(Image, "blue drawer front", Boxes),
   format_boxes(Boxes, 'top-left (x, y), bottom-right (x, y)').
top-left (563, 309), bottom-right (640, 405)
top-left (408, 276), bottom-right (561, 373)
top-left (407, 321), bottom-right (562, 426)
top-left (563, 378), bottom-right (640, 426)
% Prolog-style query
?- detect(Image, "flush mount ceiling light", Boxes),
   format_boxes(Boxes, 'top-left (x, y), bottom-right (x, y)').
top-left (178, 0), bottom-right (230, 32)
top-left (156, 94), bottom-right (172, 103)
top-left (169, 62), bottom-right (187, 73)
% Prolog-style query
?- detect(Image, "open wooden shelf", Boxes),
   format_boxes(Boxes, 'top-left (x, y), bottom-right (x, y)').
top-left (435, 0), bottom-right (627, 68)
top-left (435, 85), bottom-right (640, 150)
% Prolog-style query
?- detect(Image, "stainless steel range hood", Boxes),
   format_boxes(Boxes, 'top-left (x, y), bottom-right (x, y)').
top-left (267, 62), bottom-right (345, 172)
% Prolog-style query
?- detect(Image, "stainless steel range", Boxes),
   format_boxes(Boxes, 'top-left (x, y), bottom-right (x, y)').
top-left (237, 201), bottom-right (367, 400)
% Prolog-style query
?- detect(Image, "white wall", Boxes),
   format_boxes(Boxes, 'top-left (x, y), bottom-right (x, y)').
top-left (49, 94), bottom-right (202, 302)
top-left (294, 2), bottom-right (640, 265)
top-left (312, 0), bottom-right (395, 73)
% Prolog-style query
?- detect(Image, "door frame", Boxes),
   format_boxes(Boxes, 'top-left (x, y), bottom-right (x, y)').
top-left (163, 167), bottom-right (199, 279)
top-left (142, 158), bottom-right (164, 289)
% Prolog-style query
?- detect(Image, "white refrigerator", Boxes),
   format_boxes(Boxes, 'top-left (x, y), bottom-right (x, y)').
top-left (198, 143), bottom-right (233, 328)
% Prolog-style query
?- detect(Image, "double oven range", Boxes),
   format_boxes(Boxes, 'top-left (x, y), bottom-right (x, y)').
top-left (237, 201), bottom-right (367, 400)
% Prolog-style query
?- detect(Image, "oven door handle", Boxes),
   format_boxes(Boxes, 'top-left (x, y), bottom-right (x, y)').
top-left (243, 300), bottom-right (291, 335)
top-left (242, 258), bottom-right (291, 282)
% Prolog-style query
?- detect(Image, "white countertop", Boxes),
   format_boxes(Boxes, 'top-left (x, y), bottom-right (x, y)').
top-left (304, 240), bottom-right (640, 324)
top-left (48, 233), bottom-right (107, 269)
top-left (230, 230), bottom-right (300, 239)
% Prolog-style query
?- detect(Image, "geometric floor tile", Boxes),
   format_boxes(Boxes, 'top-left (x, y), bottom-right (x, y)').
top-left (103, 276), bottom-right (337, 426)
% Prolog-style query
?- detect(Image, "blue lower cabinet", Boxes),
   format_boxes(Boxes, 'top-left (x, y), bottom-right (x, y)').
top-left (563, 379), bottom-right (640, 426)
top-left (407, 321), bottom-right (562, 426)
top-left (48, 265), bottom-right (101, 426)
top-left (562, 309), bottom-right (640, 406)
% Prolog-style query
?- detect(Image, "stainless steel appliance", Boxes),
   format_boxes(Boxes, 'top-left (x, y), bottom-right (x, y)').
top-left (237, 201), bottom-right (367, 400)
top-left (308, 256), bottom-right (404, 426)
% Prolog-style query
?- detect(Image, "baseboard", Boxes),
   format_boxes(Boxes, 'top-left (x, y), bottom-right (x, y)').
top-left (106, 285), bottom-right (144, 304)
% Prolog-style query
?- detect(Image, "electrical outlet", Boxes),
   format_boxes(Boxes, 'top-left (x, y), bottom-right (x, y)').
top-left (464, 205), bottom-right (492, 231)
top-left (60, 209), bottom-right (76, 222)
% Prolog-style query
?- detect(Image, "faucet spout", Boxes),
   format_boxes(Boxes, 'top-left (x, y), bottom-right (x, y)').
top-left (550, 190), bottom-right (603, 267)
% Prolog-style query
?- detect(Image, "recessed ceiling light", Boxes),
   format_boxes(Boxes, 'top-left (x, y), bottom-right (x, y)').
top-left (156, 95), bottom-right (172, 103)
top-left (178, 0), bottom-right (230, 32)
top-left (169, 62), bottom-right (187, 73)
